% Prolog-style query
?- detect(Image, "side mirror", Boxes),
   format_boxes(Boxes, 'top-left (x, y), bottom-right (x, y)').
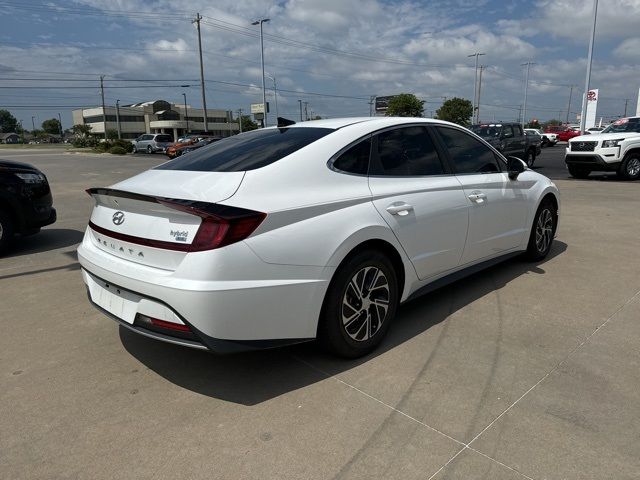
top-left (507, 156), bottom-right (526, 179)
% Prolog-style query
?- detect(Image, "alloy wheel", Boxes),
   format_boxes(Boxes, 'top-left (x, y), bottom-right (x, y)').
top-left (626, 157), bottom-right (640, 177)
top-left (341, 266), bottom-right (390, 342)
top-left (535, 208), bottom-right (554, 253)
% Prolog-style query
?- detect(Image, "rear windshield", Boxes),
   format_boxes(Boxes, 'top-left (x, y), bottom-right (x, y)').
top-left (155, 135), bottom-right (173, 143)
top-left (156, 127), bottom-right (334, 172)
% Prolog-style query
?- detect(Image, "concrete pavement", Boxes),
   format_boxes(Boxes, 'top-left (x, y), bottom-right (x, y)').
top-left (1, 148), bottom-right (638, 479)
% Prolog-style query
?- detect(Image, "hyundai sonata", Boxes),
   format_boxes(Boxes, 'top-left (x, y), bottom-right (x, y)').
top-left (78, 117), bottom-right (559, 357)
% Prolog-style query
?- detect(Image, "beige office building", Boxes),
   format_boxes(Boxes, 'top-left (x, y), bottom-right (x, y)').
top-left (72, 100), bottom-right (239, 141)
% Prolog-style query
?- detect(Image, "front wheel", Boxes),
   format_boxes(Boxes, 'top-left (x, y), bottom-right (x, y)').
top-left (524, 199), bottom-right (557, 261)
top-left (523, 149), bottom-right (535, 167)
top-left (132, 145), bottom-right (137, 153)
top-left (0, 210), bottom-right (15, 256)
top-left (618, 154), bottom-right (640, 180)
top-left (318, 250), bottom-right (398, 358)
top-left (146, 145), bottom-right (153, 154)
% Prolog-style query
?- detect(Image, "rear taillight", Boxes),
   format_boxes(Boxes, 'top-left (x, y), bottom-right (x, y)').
top-left (157, 199), bottom-right (266, 252)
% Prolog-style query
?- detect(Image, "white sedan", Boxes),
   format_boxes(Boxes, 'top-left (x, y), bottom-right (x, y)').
top-left (78, 117), bottom-right (560, 358)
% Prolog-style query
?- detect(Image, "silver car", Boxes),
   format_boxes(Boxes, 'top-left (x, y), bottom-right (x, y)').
top-left (132, 134), bottom-right (174, 154)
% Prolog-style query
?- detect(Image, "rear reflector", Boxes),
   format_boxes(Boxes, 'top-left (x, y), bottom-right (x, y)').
top-left (150, 318), bottom-right (191, 332)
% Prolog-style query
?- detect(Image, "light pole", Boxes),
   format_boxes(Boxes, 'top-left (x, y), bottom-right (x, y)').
top-left (521, 62), bottom-right (535, 128)
top-left (31, 116), bottom-right (36, 133)
top-left (252, 18), bottom-right (270, 127)
top-left (298, 99), bottom-right (303, 121)
top-left (57, 112), bottom-right (63, 140)
top-left (115, 100), bottom-right (121, 139)
top-left (182, 92), bottom-right (189, 133)
top-left (468, 52), bottom-right (485, 123)
top-left (579, 0), bottom-right (598, 133)
top-left (265, 73), bottom-right (279, 120)
top-left (192, 13), bottom-right (208, 133)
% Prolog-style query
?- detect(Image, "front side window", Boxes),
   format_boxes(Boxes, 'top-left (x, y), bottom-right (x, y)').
top-left (157, 127), bottom-right (333, 172)
top-left (502, 125), bottom-right (514, 138)
top-left (436, 127), bottom-right (501, 174)
top-left (332, 137), bottom-right (371, 175)
top-left (371, 126), bottom-right (444, 176)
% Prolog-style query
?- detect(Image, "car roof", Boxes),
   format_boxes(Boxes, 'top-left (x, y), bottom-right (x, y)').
top-left (265, 116), bottom-right (460, 130)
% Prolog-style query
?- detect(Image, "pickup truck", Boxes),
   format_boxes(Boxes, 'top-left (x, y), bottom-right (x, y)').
top-left (471, 122), bottom-right (540, 166)
top-left (565, 116), bottom-right (640, 180)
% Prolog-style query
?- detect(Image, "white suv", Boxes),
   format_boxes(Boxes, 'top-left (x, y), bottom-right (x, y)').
top-left (565, 117), bottom-right (640, 180)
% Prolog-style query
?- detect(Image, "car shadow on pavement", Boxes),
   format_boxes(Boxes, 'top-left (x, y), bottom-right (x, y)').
top-left (120, 241), bottom-right (568, 406)
top-left (4, 228), bottom-right (84, 258)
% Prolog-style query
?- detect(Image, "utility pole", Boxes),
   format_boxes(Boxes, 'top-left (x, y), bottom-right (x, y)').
top-left (115, 100), bottom-right (121, 139)
top-left (566, 85), bottom-right (574, 124)
top-left (237, 109), bottom-right (243, 133)
top-left (521, 61), bottom-right (535, 128)
top-left (579, 0), bottom-right (598, 134)
top-left (298, 100), bottom-right (303, 121)
top-left (468, 52), bottom-right (485, 124)
top-left (182, 93), bottom-right (189, 133)
top-left (368, 95), bottom-right (376, 116)
top-left (476, 65), bottom-right (485, 123)
top-left (31, 116), bottom-right (35, 133)
top-left (252, 18), bottom-right (270, 127)
top-left (100, 75), bottom-right (107, 141)
top-left (57, 112), bottom-right (63, 140)
top-left (192, 13), bottom-right (209, 133)
top-left (623, 98), bottom-right (629, 117)
top-left (303, 102), bottom-right (309, 121)
top-left (266, 74), bottom-right (278, 120)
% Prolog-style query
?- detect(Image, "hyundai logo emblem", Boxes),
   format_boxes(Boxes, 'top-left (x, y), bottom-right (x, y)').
top-left (112, 211), bottom-right (125, 225)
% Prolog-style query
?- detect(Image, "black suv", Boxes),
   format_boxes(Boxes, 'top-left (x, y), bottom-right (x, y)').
top-left (0, 159), bottom-right (56, 254)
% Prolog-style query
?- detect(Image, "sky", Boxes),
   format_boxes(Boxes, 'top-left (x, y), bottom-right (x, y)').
top-left (0, 0), bottom-right (639, 130)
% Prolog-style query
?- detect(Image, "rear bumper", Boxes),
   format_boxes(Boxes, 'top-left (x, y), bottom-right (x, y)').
top-left (77, 230), bottom-right (331, 353)
top-left (83, 270), bottom-right (313, 353)
top-left (565, 154), bottom-right (620, 171)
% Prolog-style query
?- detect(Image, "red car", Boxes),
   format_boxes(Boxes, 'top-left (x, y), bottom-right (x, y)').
top-left (544, 125), bottom-right (582, 142)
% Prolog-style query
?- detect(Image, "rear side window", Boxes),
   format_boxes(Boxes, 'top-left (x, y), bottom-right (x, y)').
top-left (332, 138), bottom-right (371, 175)
top-left (156, 127), bottom-right (333, 172)
top-left (155, 135), bottom-right (173, 143)
top-left (436, 127), bottom-right (500, 174)
top-left (371, 126), bottom-right (444, 176)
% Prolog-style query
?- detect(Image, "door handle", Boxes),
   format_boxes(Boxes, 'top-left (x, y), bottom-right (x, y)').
top-left (468, 192), bottom-right (487, 204)
top-left (386, 203), bottom-right (414, 216)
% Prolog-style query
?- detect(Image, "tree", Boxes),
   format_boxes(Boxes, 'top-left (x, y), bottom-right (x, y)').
top-left (0, 109), bottom-right (19, 133)
top-left (72, 124), bottom-right (92, 138)
top-left (239, 115), bottom-right (258, 132)
top-left (106, 128), bottom-right (119, 140)
top-left (435, 97), bottom-right (473, 126)
top-left (41, 118), bottom-right (62, 135)
top-left (385, 93), bottom-right (424, 117)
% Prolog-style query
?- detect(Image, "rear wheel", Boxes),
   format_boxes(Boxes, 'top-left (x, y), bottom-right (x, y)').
top-left (318, 250), bottom-right (398, 358)
top-left (618, 154), bottom-right (640, 180)
top-left (524, 199), bottom-right (557, 261)
top-left (0, 210), bottom-right (14, 256)
top-left (567, 165), bottom-right (590, 179)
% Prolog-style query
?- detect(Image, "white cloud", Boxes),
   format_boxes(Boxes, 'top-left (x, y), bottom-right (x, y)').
top-left (613, 37), bottom-right (640, 60)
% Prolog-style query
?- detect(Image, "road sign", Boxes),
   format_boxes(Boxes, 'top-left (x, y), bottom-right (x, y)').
top-left (250, 103), bottom-right (270, 114)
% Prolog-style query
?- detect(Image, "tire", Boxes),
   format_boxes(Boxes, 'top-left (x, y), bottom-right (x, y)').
top-left (567, 165), bottom-right (590, 179)
top-left (524, 148), bottom-right (535, 167)
top-left (524, 199), bottom-right (557, 261)
top-left (0, 209), bottom-right (15, 256)
top-left (132, 145), bottom-right (137, 154)
top-left (542, 138), bottom-right (550, 148)
top-left (146, 145), bottom-right (153, 154)
top-left (318, 250), bottom-right (398, 358)
top-left (618, 154), bottom-right (640, 181)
